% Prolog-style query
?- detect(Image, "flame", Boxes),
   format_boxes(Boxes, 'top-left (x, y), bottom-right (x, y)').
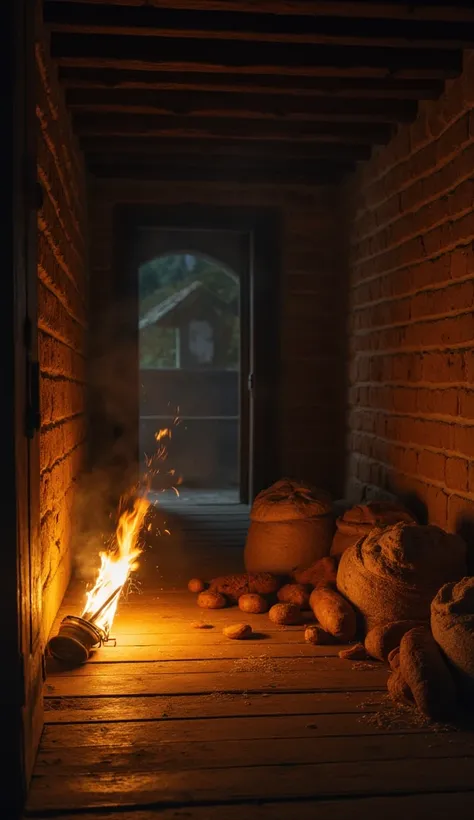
top-left (81, 496), bottom-right (150, 635)
top-left (80, 419), bottom-right (181, 637)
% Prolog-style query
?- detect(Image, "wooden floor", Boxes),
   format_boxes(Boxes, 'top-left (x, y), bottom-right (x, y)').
top-left (26, 502), bottom-right (474, 818)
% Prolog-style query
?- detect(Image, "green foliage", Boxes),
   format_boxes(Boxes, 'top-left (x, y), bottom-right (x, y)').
top-left (140, 327), bottom-right (178, 368)
top-left (139, 253), bottom-right (239, 369)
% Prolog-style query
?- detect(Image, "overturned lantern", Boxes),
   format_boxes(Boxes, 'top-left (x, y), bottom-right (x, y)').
top-left (47, 584), bottom-right (122, 666)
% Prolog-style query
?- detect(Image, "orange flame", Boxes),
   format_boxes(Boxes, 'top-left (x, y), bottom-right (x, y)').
top-left (81, 496), bottom-right (150, 635)
top-left (80, 421), bottom-right (181, 636)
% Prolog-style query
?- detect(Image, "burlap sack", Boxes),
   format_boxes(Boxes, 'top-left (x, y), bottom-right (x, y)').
top-left (431, 576), bottom-right (474, 702)
top-left (244, 479), bottom-right (334, 574)
top-left (331, 501), bottom-right (416, 559)
top-left (337, 522), bottom-right (466, 633)
top-left (399, 625), bottom-right (457, 720)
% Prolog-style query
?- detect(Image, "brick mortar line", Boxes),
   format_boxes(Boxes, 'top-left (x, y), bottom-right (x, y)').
top-left (354, 97), bottom-right (472, 194)
top-left (349, 237), bottom-right (474, 288)
top-left (351, 219), bottom-right (474, 280)
top-left (352, 201), bottom-right (474, 266)
top-left (350, 429), bottom-right (474, 461)
top-left (351, 451), bottom-right (474, 502)
top-left (349, 407), bottom-right (466, 426)
top-left (40, 439), bottom-right (87, 479)
top-left (38, 260), bottom-right (86, 328)
top-left (352, 139), bottom-right (474, 242)
top-left (350, 379), bottom-right (472, 390)
top-left (38, 322), bottom-right (86, 359)
top-left (350, 383), bottom-right (470, 394)
top-left (36, 43), bottom-right (86, 198)
top-left (40, 412), bottom-right (85, 434)
top-left (38, 206), bottom-right (84, 285)
top-left (40, 367), bottom-right (85, 383)
top-left (349, 340), bottom-right (474, 356)
top-left (38, 165), bottom-right (85, 266)
top-left (38, 288), bottom-right (86, 346)
top-left (349, 406), bottom-right (472, 427)
top-left (351, 271), bottom-right (474, 307)
top-left (40, 372), bottom-right (87, 387)
top-left (35, 42), bottom-right (84, 216)
top-left (352, 304), bottom-right (474, 332)
top-left (36, 107), bottom-right (85, 239)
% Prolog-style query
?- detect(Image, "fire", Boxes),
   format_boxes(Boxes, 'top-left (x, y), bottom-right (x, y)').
top-left (81, 495), bottom-right (150, 635)
top-left (80, 422), bottom-right (181, 638)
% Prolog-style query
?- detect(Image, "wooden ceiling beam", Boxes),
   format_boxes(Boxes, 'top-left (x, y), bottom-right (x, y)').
top-left (73, 112), bottom-right (393, 144)
top-left (58, 68), bottom-right (445, 101)
top-left (43, 3), bottom-right (474, 49)
top-left (51, 34), bottom-right (463, 79)
top-left (86, 158), bottom-right (351, 186)
top-left (79, 137), bottom-right (372, 162)
top-left (66, 88), bottom-right (418, 123)
top-left (43, 1), bottom-right (474, 25)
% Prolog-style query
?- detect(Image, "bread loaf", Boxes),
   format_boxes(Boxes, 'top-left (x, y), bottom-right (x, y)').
top-left (309, 586), bottom-right (357, 641)
top-left (209, 573), bottom-right (281, 602)
top-left (268, 603), bottom-right (301, 625)
top-left (277, 583), bottom-right (311, 608)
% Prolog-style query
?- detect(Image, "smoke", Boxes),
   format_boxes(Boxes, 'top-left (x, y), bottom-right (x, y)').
top-left (72, 295), bottom-right (142, 581)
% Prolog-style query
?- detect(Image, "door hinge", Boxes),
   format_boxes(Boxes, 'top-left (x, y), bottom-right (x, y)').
top-left (248, 372), bottom-right (254, 391)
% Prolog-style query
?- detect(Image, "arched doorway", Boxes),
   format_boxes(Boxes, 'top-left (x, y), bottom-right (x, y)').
top-left (106, 204), bottom-right (281, 507)
top-left (138, 251), bottom-right (241, 499)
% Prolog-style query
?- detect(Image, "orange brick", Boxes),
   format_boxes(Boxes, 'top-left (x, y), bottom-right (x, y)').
top-left (445, 457), bottom-right (469, 492)
top-left (418, 450), bottom-right (446, 483)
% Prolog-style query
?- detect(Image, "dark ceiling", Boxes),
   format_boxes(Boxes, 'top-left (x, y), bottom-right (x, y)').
top-left (43, 0), bottom-right (474, 185)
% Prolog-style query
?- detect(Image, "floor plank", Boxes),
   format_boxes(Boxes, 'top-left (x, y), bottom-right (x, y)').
top-left (26, 758), bottom-right (474, 811)
top-left (40, 793), bottom-right (474, 820)
top-left (45, 667), bottom-right (388, 697)
top-left (43, 691), bottom-right (384, 724)
top-left (36, 731), bottom-right (474, 773)
top-left (46, 657), bottom-right (381, 677)
top-left (41, 711), bottom-right (443, 750)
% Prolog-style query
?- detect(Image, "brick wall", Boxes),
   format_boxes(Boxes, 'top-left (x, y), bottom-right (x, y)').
top-left (36, 28), bottom-right (88, 639)
top-left (347, 51), bottom-right (474, 537)
top-left (89, 179), bottom-right (346, 497)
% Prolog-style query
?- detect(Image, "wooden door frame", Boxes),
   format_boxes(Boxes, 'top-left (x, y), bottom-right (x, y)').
top-left (3, 0), bottom-right (42, 813)
top-left (112, 203), bottom-right (282, 503)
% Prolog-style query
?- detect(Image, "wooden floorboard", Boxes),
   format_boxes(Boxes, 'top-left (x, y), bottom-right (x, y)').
top-left (38, 794), bottom-right (474, 820)
top-left (26, 504), bottom-right (474, 817)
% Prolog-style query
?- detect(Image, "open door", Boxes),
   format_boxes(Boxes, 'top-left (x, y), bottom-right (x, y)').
top-left (108, 205), bottom-right (281, 505)
top-left (3, 1), bottom-right (43, 813)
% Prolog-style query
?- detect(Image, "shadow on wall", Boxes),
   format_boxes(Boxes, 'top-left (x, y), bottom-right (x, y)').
top-left (88, 297), bottom-right (140, 499)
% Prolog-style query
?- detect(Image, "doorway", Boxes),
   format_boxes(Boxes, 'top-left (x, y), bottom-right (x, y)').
top-left (111, 204), bottom-right (281, 506)
top-left (138, 240), bottom-right (244, 503)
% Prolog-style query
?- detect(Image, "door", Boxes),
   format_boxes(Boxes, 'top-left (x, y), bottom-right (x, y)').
top-left (107, 204), bottom-right (281, 505)
top-left (3, 0), bottom-right (43, 812)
